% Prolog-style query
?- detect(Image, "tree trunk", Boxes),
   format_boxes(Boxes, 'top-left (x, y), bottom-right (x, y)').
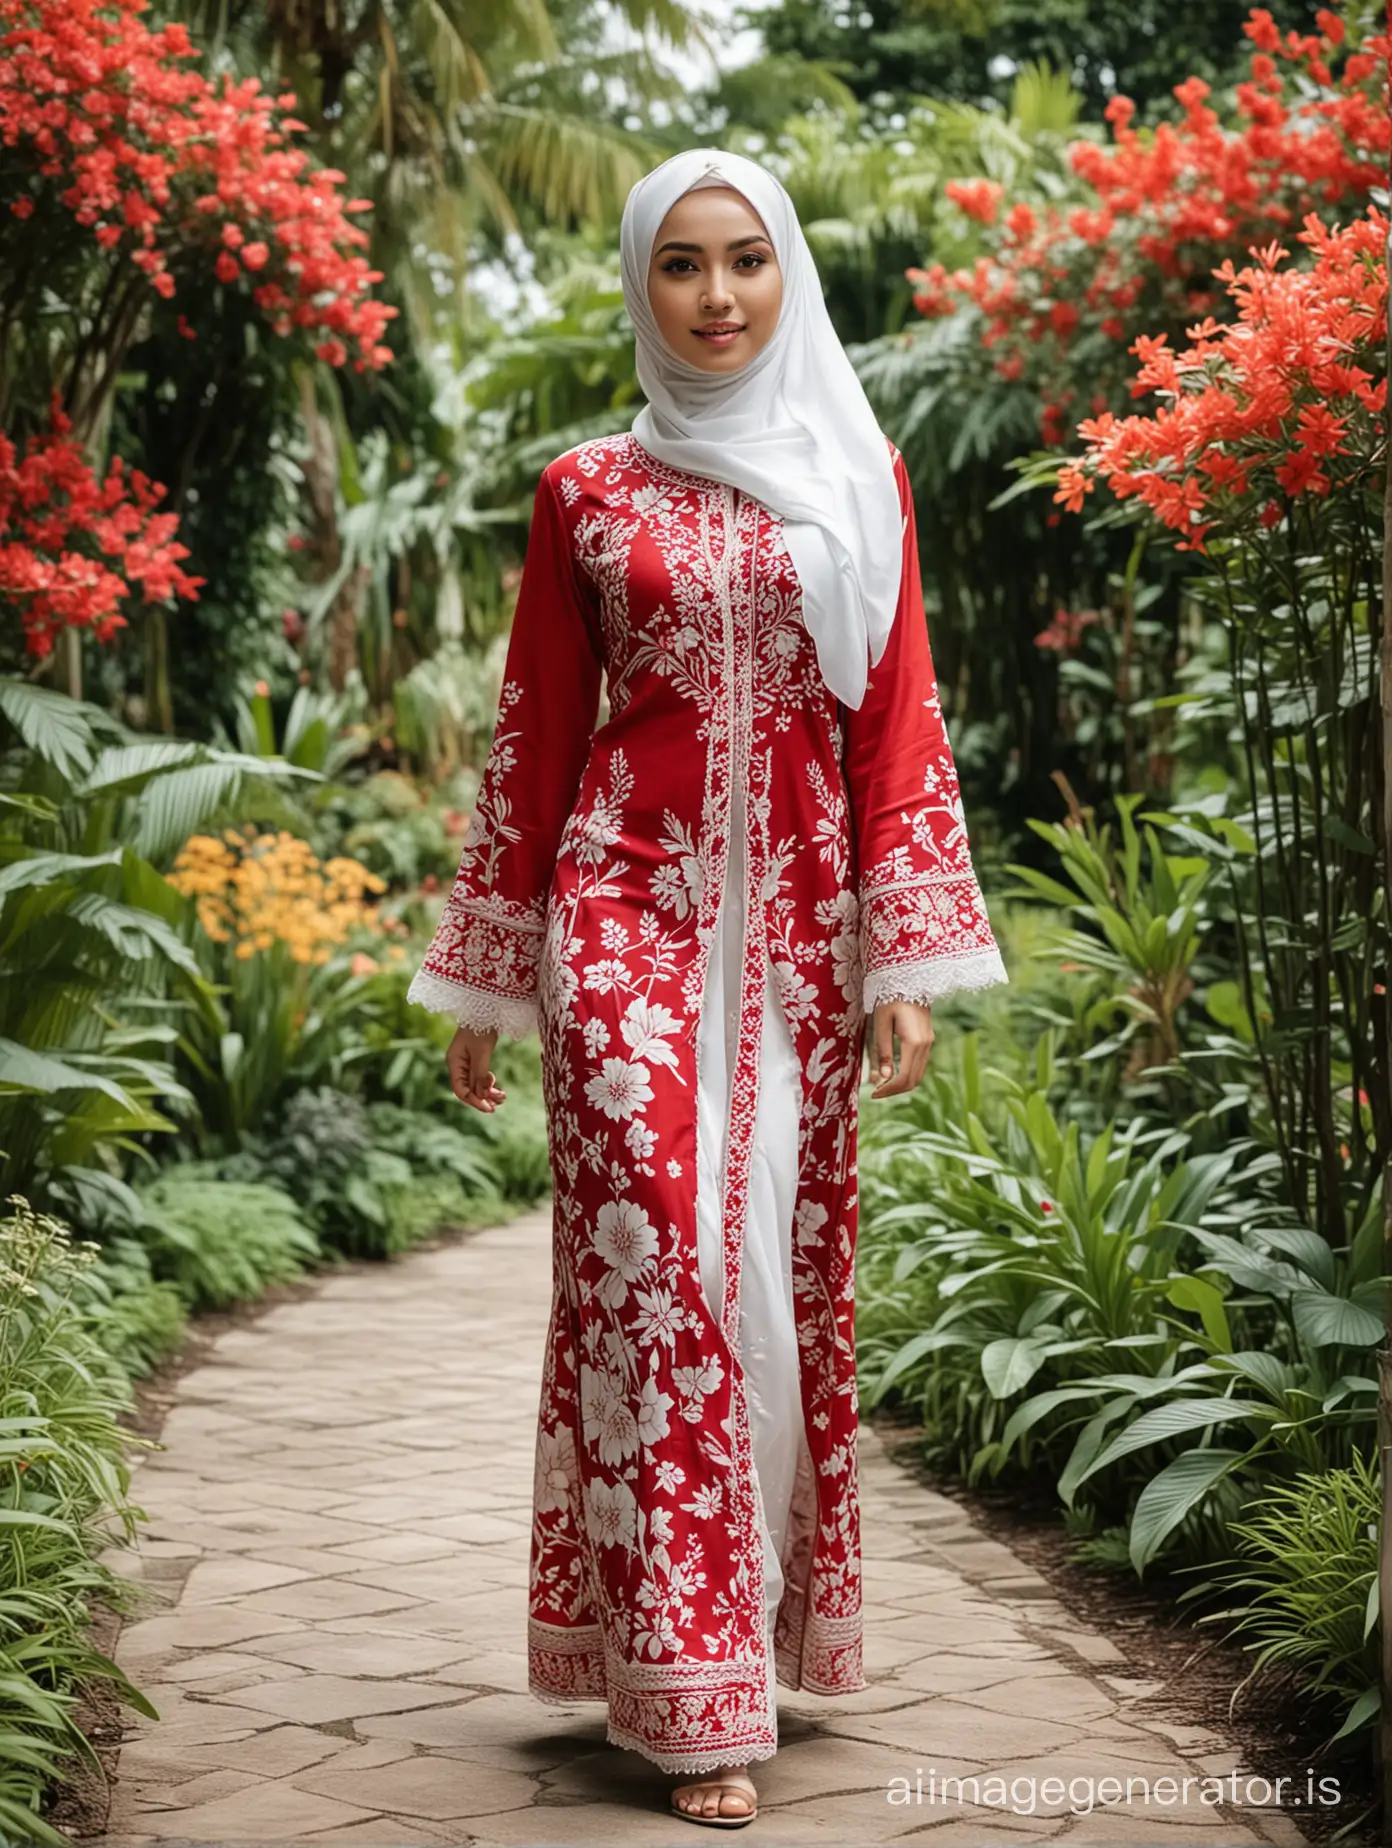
top-left (55, 626), bottom-right (82, 702)
top-left (297, 368), bottom-right (365, 692)
top-left (144, 607), bottom-right (174, 735)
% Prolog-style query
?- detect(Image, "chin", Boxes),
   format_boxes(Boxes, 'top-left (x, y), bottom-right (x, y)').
top-left (686, 341), bottom-right (755, 373)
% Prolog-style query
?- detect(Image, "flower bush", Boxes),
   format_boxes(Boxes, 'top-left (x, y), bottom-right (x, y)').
top-left (0, 402), bottom-right (201, 657)
top-left (909, 3), bottom-right (1388, 424)
top-left (1056, 210), bottom-right (1387, 550)
top-left (0, 0), bottom-right (396, 370)
top-left (169, 827), bottom-right (387, 964)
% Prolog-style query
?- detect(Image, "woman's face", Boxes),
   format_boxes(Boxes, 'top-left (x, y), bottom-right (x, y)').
top-left (645, 184), bottom-right (783, 374)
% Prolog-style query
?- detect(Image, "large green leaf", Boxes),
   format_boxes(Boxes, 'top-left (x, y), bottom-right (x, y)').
top-left (1075, 1397), bottom-right (1273, 1486)
top-left (1165, 1274), bottom-right (1232, 1351)
top-left (867, 1327), bottom-right (977, 1405)
top-left (0, 850), bottom-right (123, 895)
top-left (1058, 1397), bottom-right (1137, 1507)
top-left (1128, 1447), bottom-right (1243, 1573)
top-left (76, 741), bottom-right (203, 795)
top-left (981, 1335), bottom-right (1048, 1398)
top-left (1290, 1289), bottom-right (1383, 1350)
top-left (1000, 1383), bottom-right (1112, 1449)
top-left (63, 893), bottom-right (201, 978)
top-left (0, 1039), bottom-right (133, 1106)
top-left (980, 1334), bottom-right (1093, 1398)
top-left (1330, 1685), bottom-right (1379, 1743)
top-left (0, 680), bottom-right (98, 781)
top-left (131, 753), bottom-right (321, 864)
top-left (1252, 1223), bottom-right (1336, 1288)
top-left (131, 762), bottom-right (244, 865)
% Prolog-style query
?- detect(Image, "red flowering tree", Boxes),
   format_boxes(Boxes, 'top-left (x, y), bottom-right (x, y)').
top-left (1046, 206), bottom-right (1389, 1247)
top-left (0, 0), bottom-right (397, 670)
top-left (910, 4), bottom-right (1387, 444)
top-left (1056, 212), bottom-right (1387, 547)
top-left (0, 403), bottom-right (203, 658)
top-left (887, 1), bottom-right (1390, 1245)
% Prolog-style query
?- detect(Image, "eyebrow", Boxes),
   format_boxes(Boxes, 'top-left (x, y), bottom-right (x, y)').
top-left (653, 233), bottom-right (772, 256)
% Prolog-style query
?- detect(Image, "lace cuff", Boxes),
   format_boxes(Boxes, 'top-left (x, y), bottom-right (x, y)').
top-left (862, 944), bottom-right (1009, 1013)
top-left (406, 969), bottom-right (539, 1040)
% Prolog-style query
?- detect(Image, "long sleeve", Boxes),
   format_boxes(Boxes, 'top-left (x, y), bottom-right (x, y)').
top-left (843, 448), bottom-right (1008, 1012)
top-left (407, 464), bottom-right (604, 1037)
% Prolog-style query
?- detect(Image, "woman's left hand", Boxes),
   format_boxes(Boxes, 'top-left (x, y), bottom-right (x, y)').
top-left (867, 1001), bottom-right (935, 1098)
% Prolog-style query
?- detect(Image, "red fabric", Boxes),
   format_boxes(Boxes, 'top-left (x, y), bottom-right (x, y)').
top-left (412, 432), bottom-right (1005, 1773)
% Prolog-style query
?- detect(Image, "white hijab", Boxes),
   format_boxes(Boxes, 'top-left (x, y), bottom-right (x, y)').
top-left (618, 147), bottom-right (902, 712)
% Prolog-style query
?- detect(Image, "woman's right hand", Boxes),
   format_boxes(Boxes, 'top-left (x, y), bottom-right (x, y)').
top-left (447, 1026), bottom-right (507, 1112)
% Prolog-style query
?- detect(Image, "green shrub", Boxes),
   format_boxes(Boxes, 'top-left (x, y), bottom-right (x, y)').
top-left (135, 1170), bottom-right (322, 1309)
top-left (1180, 1452), bottom-right (1380, 1750)
top-left (0, 1198), bottom-right (156, 1843)
top-left (0, 680), bottom-right (307, 1208)
top-left (79, 1237), bottom-right (188, 1379)
top-left (213, 1085), bottom-right (531, 1259)
top-left (857, 1028), bottom-right (1377, 1578)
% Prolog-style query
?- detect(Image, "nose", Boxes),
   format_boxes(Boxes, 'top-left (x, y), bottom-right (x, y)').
top-left (700, 269), bottom-right (736, 312)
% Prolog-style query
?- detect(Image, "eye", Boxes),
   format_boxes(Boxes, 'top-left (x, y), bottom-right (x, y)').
top-left (736, 252), bottom-right (768, 268)
top-left (660, 257), bottom-right (697, 273)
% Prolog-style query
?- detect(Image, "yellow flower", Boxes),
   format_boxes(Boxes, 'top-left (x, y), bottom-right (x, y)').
top-left (170, 826), bottom-right (386, 967)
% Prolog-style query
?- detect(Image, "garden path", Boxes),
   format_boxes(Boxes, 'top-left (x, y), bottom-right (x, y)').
top-left (89, 1207), bottom-right (1312, 1847)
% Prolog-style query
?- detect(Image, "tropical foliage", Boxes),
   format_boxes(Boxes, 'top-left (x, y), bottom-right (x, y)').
top-left (856, 0), bottom-right (1387, 1759)
top-left (0, 0), bottom-right (1386, 1829)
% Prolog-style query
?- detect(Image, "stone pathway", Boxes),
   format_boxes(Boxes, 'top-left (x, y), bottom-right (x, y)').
top-left (89, 1207), bottom-right (1313, 1847)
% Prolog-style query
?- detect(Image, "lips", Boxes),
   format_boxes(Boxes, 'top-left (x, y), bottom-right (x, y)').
top-left (693, 323), bottom-right (745, 344)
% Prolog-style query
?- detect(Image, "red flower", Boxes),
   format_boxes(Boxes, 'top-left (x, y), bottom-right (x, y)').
top-left (0, 0), bottom-right (397, 369)
top-left (0, 400), bottom-right (202, 657)
top-left (944, 178), bottom-right (1004, 225)
top-left (908, 5), bottom-right (1386, 422)
top-left (1060, 208), bottom-right (1387, 548)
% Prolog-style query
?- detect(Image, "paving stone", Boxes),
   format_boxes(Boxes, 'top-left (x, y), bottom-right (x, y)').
top-left (356, 1692), bottom-right (586, 1752)
top-left (116, 1608), bottom-right (306, 1658)
top-left (176, 1559), bottom-right (314, 1604)
top-left (124, 1767), bottom-right (261, 1807)
top-left (426, 1650), bottom-right (531, 1692)
top-left (887, 1814), bottom-right (1071, 1839)
top-left (890, 1654), bottom-right (1066, 1698)
top-left (820, 1699), bottom-right (1083, 1758)
top-left (295, 1818), bottom-right (462, 1845)
top-left (1062, 1816), bottom-right (1267, 1843)
top-left (230, 1627), bottom-right (477, 1678)
top-left (1102, 1677), bottom-right (1171, 1700)
top-left (329, 1534), bottom-right (464, 1566)
top-left (194, 1673), bottom-right (473, 1725)
top-left (151, 1723), bottom-right (353, 1778)
top-left (125, 1780), bottom-right (378, 1839)
top-left (290, 1754), bottom-right (537, 1820)
top-left (227, 1580), bottom-right (426, 1621)
top-left (1039, 1626), bottom-right (1129, 1665)
top-left (953, 1671), bottom-right (1118, 1723)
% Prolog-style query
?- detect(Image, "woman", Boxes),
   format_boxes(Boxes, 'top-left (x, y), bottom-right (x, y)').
top-left (408, 147), bottom-right (1008, 1828)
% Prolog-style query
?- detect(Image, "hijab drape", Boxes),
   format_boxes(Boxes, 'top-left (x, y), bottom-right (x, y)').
top-left (618, 147), bottom-right (902, 712)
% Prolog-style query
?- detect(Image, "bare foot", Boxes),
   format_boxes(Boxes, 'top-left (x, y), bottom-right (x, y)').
top-left (670, 1764), bottom-right (758, 1824)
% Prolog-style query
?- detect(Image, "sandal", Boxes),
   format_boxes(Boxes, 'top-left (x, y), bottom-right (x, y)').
top-left (670, 1768), bottom-right (759, 1828)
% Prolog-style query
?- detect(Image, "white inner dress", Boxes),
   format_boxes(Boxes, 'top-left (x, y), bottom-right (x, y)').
top-left (693, 773), bottom-right (810, 1718)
